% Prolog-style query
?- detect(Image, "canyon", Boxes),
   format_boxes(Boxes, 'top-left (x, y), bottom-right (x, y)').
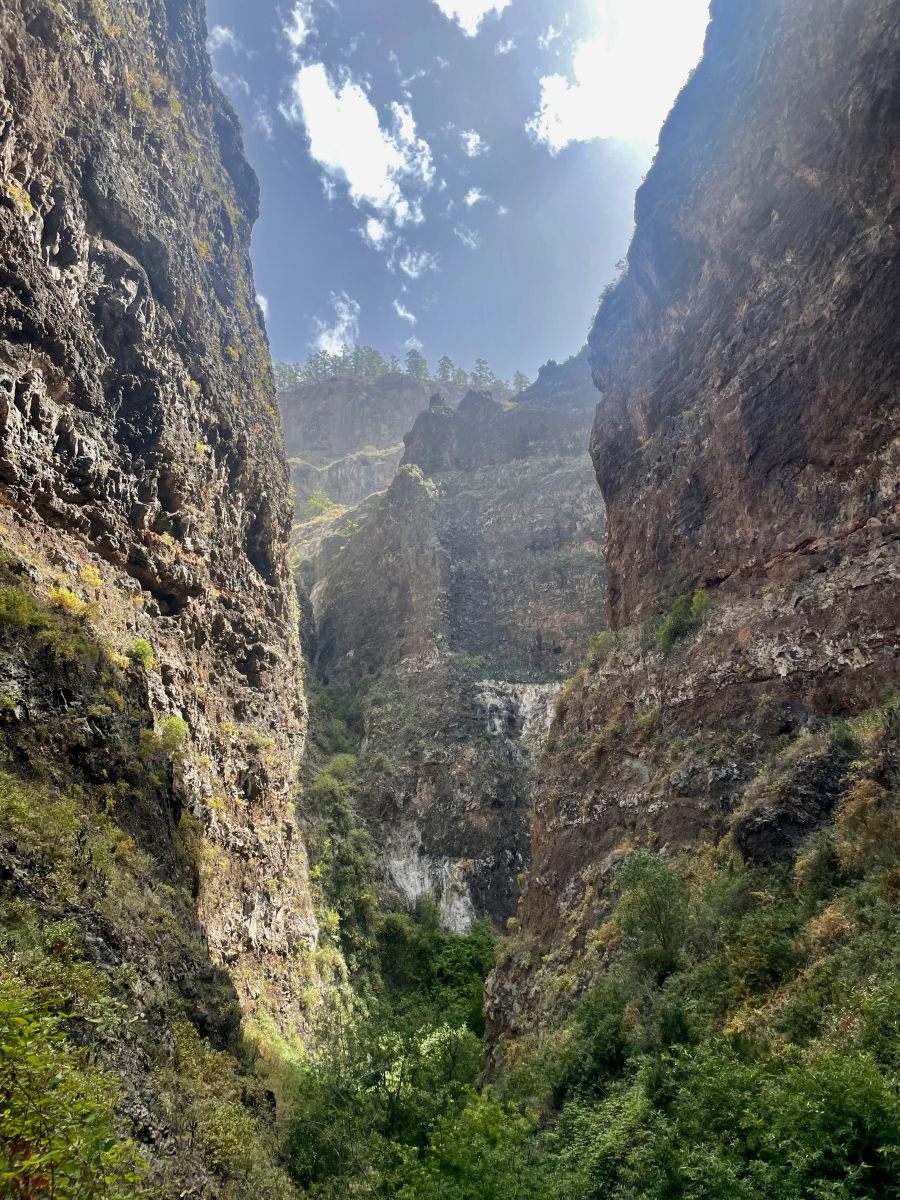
top-left (3, 0), bottom-right (900, 1194)
top-left (289, 348), bottom-right (605, 930)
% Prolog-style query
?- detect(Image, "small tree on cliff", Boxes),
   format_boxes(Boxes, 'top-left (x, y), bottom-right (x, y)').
top-left (513, 370), bottom-right (531, 393)
top-left (405, 348), bottom-right (429, 379)
top-left (436, 355), bottom-right (455, 383)
top-left (453, 366), bottom-right (469, 386)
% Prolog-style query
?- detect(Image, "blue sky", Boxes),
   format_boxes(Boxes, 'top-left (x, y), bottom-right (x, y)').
top-left (205, 0), bottom-right (710, 382)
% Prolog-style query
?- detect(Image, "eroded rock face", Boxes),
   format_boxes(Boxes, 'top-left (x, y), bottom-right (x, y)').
top-left (0, 0), bottom-right (316, 1042)
top-left (280, 374), bottom-right (476, 507)
top-left (588, 0), bottom-right (900, 627)
top-left (487, 0), bottom-right (900, 1056)
top-left (313, 375), bottom-right (606, 927)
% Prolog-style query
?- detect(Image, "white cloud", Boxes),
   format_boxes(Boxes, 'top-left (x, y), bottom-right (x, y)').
top-left (393, 300), bottom-right (417, 324)
top-left (431, 0), bottom-right (511, 37)
top-left (207, 25), bottom-right (241, 53)
top-left (460, 129), bottom-right (488, 157)
top-left (495, 38), bottom-right (516, 55)
top-left (538, 25), bottom-right (561, 50)
top-left (256, 293), bottom-right (270, 318)
top-left (399, 249), bottom-right (439, 279)
top-left (253, 102), bottom-right (274, 141)
top-left (281, 63), bottom-right (434, 225)
top-left (465, 187), bottom-right (487, 206)
top-left (360, 217), bottom-right (392, 250)
top-left (454, 226), bottom-right (480, 249)
top-left (497, 205), bottom-right (509, 215)
top-left (528, 0), bottom-right (710, 151)
top-left (313, 292), bottom-right (360, 354)
top-left (404, 336), bottom-right (424, 351)
top-left (285, 2), bottom-right (316, 54)
top-left (436, 56), bottom-right (450, 69)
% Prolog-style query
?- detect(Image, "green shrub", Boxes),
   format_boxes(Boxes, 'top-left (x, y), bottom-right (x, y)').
top-left (618, 1046), bottom-right (900, 1199)
top-left (658, 589), bottom-right (710, 655)
top-left (159, 715), bottom-right (188, 759)
top-left (295, 489), bottom-right (336, 523)
top-left (154, 1020), bottom-right (295, 1199)
top-left (0, 982), bottom-right (146, 1199)
top-left (586, 630), bottom-right (614, 669)
top-left (0, 582), bottom-right (98, 665)
top-left (127, 639), bottom-right (156, 670)
top-left (615, 851), bottom-right (690, 978)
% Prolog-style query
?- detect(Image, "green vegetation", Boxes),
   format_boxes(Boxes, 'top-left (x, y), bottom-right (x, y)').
top-left (658, 588), bottom-right (710, 655)
top-left (151, 1020), bottom-right (295, 1199)
top-left (275, 346), bottom-right (395, 386)
top-left (405, 347), bottom-right (430, 379)
top-left (0, 975), bottom-right (146, 1199)
top-left (294, 664), bottom-right (900, 1198)
top-left (127, 638), bottom-right (156, 670)
top-left (140, 714), bottom-right (189, 763)
top-left (0, 579), bottom-right (99, 666)
top-left (288, 683), bottom-right (527, 1196)
top-left (488, 709), bottom-right (900, 1198)
top-left (295, 489), bottom-right (337, 524)
top-left (586, 629), bottom-right (617, 669)
top-left (274, 347), bottom-right (525, 392)
top-left (0, 546), bottom-right (298, 1198)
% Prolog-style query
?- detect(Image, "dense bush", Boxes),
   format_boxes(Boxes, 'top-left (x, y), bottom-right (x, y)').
top-left (0, 982), bottom-right (146, 1199)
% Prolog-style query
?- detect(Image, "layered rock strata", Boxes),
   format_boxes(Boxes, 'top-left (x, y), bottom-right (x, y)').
top-left (0, 0), bottom-right (320, 1183)
top-left (487, 0), bottom-right (900, 1051)
top-left (311, 375), bottom-right (606, 929)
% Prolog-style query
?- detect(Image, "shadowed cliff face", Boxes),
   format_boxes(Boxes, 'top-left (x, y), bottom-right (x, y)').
top-left (589, 0), bottom-right (900, 627)
top-left (487, 0), bottom-right (900, 1056)
top-left (0, 0), bottom-right (320, 1185)
top-left (311, 375), bottom-right (606, 929)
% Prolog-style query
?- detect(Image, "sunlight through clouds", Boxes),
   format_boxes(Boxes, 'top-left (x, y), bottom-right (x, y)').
top-left (281, 62), bottom-right (434, 225)
top-left (528, 0), bottom-right (710, 150)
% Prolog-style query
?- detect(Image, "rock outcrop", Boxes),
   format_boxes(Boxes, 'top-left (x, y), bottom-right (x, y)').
top-left (310, 368), bottom-right (605, 929)
top-left (281, 373), bottom-right (476, 508)
top-left (0, 0), bottom-right (319, 1189)
top-left (487, 0), bottom-right (900, 1053)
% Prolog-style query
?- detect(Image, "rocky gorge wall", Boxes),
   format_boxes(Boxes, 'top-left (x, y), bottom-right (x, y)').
top-left (487, 0), bottom-right (900, 1054)
top-left (307, 364), bottom-right (606, 931)
top-left (0, 0), bottom-right (322, 1192)
top-left (281, 372), bottom-right (475, 508)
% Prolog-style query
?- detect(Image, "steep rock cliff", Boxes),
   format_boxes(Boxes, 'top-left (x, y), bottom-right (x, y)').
top-left (0, 0), bottom-right (319, 1191)
top-left (311, 373), bottom-right (605, 929)
top-left (488, 0), bottom-right (900, 1053)
top-left (281, 373), bottom-right (475, 509)
top-left (589, 0), bottom-right (900, 625)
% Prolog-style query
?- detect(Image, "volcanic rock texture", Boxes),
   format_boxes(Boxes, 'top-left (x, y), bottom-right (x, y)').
top-left (311, 362), bottom-right (606, 929)
top-left (487, 0), bottom-right (900, 1051)
top-left (0, 0), bottom-right (319, 1185)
